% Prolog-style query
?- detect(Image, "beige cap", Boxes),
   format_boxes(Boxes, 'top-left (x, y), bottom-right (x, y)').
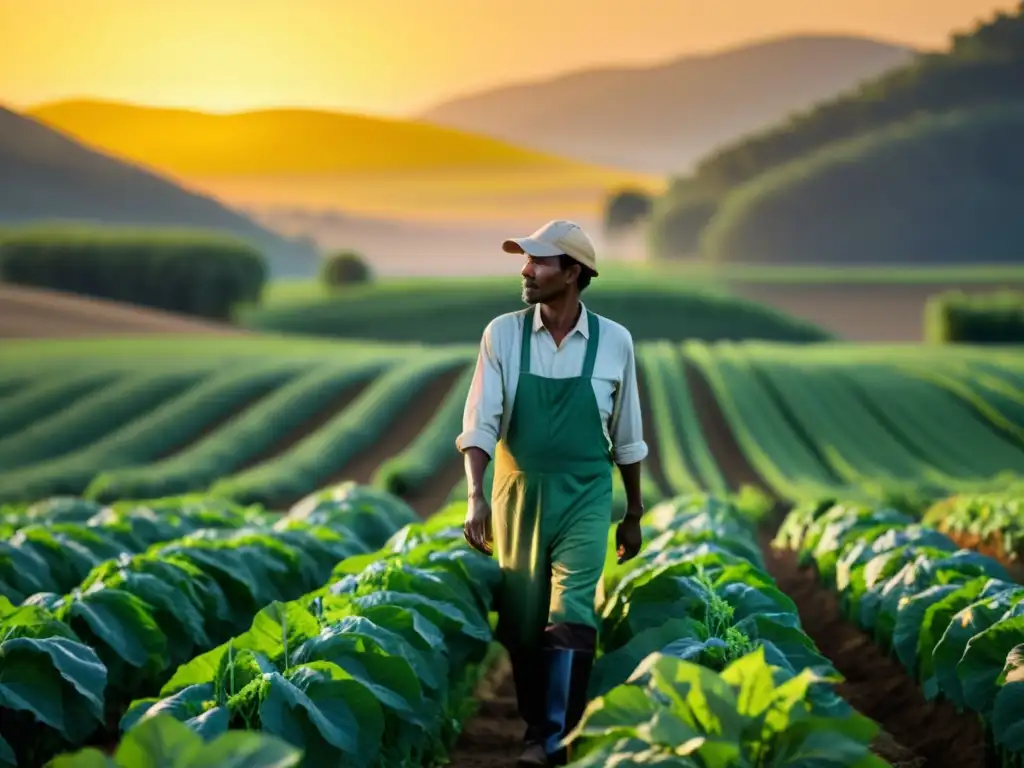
top-left (502, 219), bottom-right (598, 276)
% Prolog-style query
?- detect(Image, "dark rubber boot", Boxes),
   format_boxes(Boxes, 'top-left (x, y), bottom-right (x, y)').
top-left (537, 623), bottom-right (597, 766)
top-left (509, 648), bottom-right (546, 745)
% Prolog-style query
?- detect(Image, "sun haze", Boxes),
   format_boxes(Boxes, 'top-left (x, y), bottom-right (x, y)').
top-left (0, 0), bottom-right (1016, 116)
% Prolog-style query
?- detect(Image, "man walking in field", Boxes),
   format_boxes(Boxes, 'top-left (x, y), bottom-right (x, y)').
top-left (457, 219), bottom-right (648, 767)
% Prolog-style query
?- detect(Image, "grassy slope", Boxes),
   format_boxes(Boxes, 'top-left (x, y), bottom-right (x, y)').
top-left (238, 274), bottom-right (833, 343)
top-left (698, 104), bottom-right (1024, 265)
top-left (645, 5), bottom-right (1024, 264)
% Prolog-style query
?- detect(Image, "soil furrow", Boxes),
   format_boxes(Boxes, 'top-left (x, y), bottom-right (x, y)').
top-left (447, 651), bottom-right (524, 768)
top-left (154, 381), bottom-right (286, 460)
top-left (636, 366), bottom-right (670, 499)
top-left (760, 533), bottom-right (982, 767)
top-left (230, 378), bottom-right (376, 472)
top-left (681, 357), bottom-right (774, 497)
top-left (313, 365), bottom-right (466, 517)
top-left (684, 358), bottom-right (987, 768)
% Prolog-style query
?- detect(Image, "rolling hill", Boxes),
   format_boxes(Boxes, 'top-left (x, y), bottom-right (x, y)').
top-left (25, 99), bottom-right (657, 221)
top-left (0, 106), bottom-right (319, 277)
top-left (26, 99), bottom-right (610, 175)
top-left (417, 34), bottom-right (915, 174)
top-left (645, 4), bottom-right (1024, 266)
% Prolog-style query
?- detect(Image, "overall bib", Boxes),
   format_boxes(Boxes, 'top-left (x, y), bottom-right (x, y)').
top-left (490, 305), bottom-right (613, 764)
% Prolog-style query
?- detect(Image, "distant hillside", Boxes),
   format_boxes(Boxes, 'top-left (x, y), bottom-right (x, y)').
top-left (23, 99), bottom-right (656, 223)
top-left (0, 107), bottom-right (319, 277)
top-left (647, 4), bottom-right (1024, 265)
top-left (700, 104), bottom-right (1024, 266)
top-left (417, 34), bottom-right (915, 174)
top-left (26, 100), bottom-right (601, 174)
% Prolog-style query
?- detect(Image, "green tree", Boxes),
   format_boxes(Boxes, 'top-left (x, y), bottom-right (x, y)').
top-left (320, 249), bottom-right (373, 287)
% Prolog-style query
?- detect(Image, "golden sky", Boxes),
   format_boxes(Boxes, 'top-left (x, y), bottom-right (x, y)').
top-left (0, 0), bottom-right (1016, 116)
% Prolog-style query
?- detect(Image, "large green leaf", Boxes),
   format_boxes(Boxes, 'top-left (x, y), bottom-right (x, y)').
top-left (0, 636), bottom-right (106, 745)
top-left (256, 662), bottom-right (385, 768)
top-left (932, 591), bottom-right (1022, 707)
top-left (991, 646), bottom-right (1024, 754)
top-left (54, 587), bottom-right (168, 693)
top-left (319, 605), bottom-right (446, 693)
top-left (51, 712), bottom-right (303, 767)
top-left (958, 616), bottom-right (1024, 716)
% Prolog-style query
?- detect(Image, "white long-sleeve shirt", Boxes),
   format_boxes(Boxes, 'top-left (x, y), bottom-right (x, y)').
top-left (455, 302), bottom-right (649, 465)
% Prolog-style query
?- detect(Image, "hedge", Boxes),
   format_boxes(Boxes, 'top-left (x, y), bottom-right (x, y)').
top-left (0, 226), bottom-right (267, 321)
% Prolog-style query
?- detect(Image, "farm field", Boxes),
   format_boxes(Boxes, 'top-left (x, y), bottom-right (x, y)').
top-left (253, 264), bottom-right (1024, 343)
top-left (238, 274), bottom-right (832, 344)
top-left (1, 327), bottom-right (1023, 767)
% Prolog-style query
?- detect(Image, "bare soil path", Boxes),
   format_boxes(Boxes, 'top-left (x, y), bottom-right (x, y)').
top-left (447, 652), bottom-right (526, 768)
top-left (0, 284), bottom-right (246, 337)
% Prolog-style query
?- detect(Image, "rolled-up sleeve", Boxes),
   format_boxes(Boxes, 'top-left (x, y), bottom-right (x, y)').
top-left (455, 321), bottom-right (504, 458)
top-left (610, 332), bottom-right (648, 465)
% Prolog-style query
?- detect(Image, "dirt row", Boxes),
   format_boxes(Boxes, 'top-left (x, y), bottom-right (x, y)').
top-left (0, 284), bottom-right (247, 337)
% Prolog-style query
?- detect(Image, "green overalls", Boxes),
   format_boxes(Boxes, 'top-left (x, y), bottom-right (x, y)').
top-left (491, 304), bottom-right (614, 653)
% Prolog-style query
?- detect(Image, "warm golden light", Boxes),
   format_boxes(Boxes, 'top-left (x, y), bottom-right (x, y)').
top-left (0, 0), bottom-right (1016, 116)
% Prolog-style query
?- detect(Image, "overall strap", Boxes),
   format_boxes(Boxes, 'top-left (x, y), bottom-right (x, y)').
top-left (519, 307), bottom-right (535, 374)
top-left (581, 310), bottom-right (600, 379)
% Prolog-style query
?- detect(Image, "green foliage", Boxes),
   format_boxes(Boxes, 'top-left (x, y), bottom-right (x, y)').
top-left (107, 498), bottom-right (500, 768)
top-left (603, 188), bottom-right (652, 232)
top-left (240, 279), bottom-right (832, 344)
top-left (693, 2), bottom-right (1024, 191)
top-left (48, 714), bottom-right (303, 767)
top-left (925, 289), bottom-right (1024, 344)
top-left (0, 359), bottom-right (312, 505)
top-left (921, 490), bottom-right (1024, 562)
top-left (320, 249), bottom-right (373, 287)
top-left (205, 351), bottom-right (471, 509)
top-left (372, 364), bottom-right (474, 497)
top-left (773, 498), bottom-right (1024, 763)
top-left (645, 178), bottom-right (719, 260)
top-left (83, 358), bottom-right (392, 503)
top-left (699, 105), bottom-right (1024, 265)
top-left (646, 3), bottom-right (1024, 264)
top-left (0, 226), bottom-right (267, 321)
top-left (576, 493), bottom-right (874, 765)
top-left (682, 340), bottom-right (1024, 505)
top-left (0, 484), bottom-right (424, 766)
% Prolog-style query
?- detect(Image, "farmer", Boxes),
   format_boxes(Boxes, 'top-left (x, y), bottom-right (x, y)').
top-left (456, 219), bottom-right (648, 767)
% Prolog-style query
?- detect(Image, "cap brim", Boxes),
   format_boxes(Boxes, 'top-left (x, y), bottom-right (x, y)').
top-left (502, 237), bottom-right (563, 258)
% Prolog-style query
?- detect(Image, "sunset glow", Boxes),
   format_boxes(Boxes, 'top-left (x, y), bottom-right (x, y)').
top-left (0, 0), bottom-right (1016, 116)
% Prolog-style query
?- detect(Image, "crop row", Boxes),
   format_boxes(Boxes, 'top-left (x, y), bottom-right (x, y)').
top-left (0, 347), bottom-right (474, 509)
top-left (52, 499), bottom-right (501, 768)
top-left (921, 491), bottom-right (1024, 572)
top-left (637, 341), bottom-right (727, 497)
top-left (0, 358), bottom-right (316, 503)
top-left (0, 482), bottom-right (421, 767)
top-left (563, 493), bottom-right (888, 766)
top-left (773, 498), bottom-right (1024, 765)
top-left (682, 340), bottom-right (1024, 505)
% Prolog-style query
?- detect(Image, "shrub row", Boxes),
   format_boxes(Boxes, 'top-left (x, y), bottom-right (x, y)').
top-left (0, 226), bottom-right (267, 321)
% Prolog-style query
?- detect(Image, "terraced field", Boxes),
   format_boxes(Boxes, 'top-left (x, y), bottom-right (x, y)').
top-left (1, 333), bottom-right (1022, 767)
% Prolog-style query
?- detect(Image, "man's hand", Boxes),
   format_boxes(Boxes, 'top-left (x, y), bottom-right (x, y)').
top-left (615, 505), bottom-right (643, 564)
top-left (463, 495), bottom-right (493, 556)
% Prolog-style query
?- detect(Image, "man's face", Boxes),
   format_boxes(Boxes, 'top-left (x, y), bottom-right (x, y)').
top-left (520, 255), bottom-right (575, 304)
